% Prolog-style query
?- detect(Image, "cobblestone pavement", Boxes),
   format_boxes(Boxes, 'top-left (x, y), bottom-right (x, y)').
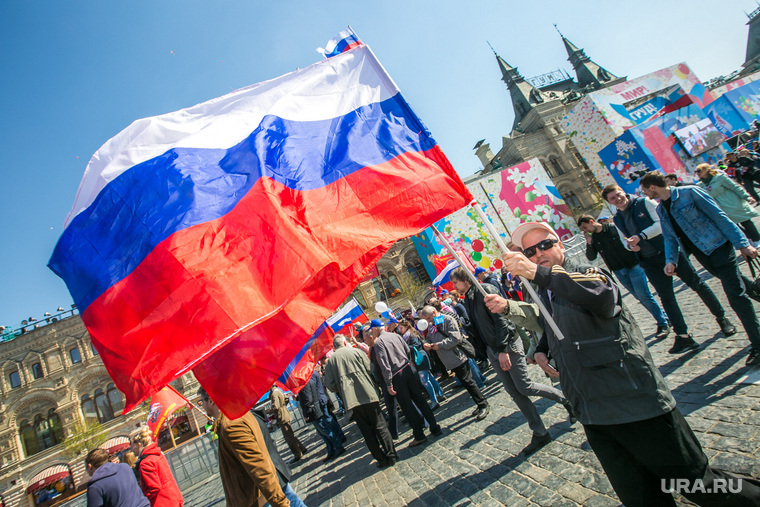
top-left (183, 263), bottom-right (760, 506)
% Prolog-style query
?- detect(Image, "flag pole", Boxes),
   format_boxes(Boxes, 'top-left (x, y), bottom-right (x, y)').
top-left (168, 385), bottom-right (212, 422)
top-left (479, 182), bottom-right (512, 236)
top-left (469, 201), bottom-right (567, 341)
top-left (168, 422), bottom-right (177, 449)
top-left (431, 225), bottom-right (488, 297)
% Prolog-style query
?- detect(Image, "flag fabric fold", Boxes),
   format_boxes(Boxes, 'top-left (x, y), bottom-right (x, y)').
top-left (49, 43), bottom-right (472, 418)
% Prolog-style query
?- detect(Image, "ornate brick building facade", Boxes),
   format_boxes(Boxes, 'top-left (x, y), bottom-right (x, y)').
top-left (0, 313), bottom-right (199, 506)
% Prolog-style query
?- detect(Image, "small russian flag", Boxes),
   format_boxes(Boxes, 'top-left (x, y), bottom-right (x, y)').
top-left (317, 27), bottom-right (362, 58)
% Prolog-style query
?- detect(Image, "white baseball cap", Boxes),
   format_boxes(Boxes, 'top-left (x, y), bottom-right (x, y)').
top-left (510, 222), bottom-right (560, 250)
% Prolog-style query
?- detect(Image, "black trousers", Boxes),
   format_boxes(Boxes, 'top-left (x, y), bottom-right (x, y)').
top-left (639, 250), bottom-right (725, 336)
top-left (451, 360), bottom-right (488, 409)
top-left (352, 402), bottom-right (396, 464)
top-left (740, 219), bottom-right (760, 243)
top-left (392, 364), bottom-right (440, 440)
top-left (380, 383), bottom-right (399, 439)
top-left (691, 242), bottom-right (760, 349)
top-left (740, 172), bottom-right (760, 202)
top-left (585, 408), bottom-right (760, 507)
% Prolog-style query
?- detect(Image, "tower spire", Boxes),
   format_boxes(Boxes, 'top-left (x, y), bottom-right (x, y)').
top-left (491, 46), bottom-right (545, 130)
top-left (557, 30), bottom-right (618, 90)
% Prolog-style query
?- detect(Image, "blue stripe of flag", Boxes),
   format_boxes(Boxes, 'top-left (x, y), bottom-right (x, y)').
top-left (49, 94), bottom-right (435, 312)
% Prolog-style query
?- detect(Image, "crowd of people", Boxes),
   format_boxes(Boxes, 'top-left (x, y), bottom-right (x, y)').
top-left (238, 167), bottom-right (760, 506)
top-left (84, 139), bottom-right (760, 506)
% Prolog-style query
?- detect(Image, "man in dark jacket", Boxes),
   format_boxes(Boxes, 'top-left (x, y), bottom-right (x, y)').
top-left (324, 335), bottom-right (398, 468)
top-left (296, 372), bottom-right (344, 462)
top-left (578, 214), bottom-right (669, 339)
top-left (603, 184), bottom-right (735, 354)
top-left (85, 448), bottom-right (150, 507)
top-left (726, 151), bottom-right (760, 201)
top-left (451, 267), bottom-right (572, 456)
top-left (484, 221), bottom-right (760, 507)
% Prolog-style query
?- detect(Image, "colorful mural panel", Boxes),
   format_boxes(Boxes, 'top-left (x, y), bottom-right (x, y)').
top-left (410, 159), bottom-right (579, 278)
top-left (565, 63), bottom-right (716, 191)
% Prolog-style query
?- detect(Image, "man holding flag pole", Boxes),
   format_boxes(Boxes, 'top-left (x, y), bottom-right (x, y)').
top-left (482, 221), bottom-right (760, 506)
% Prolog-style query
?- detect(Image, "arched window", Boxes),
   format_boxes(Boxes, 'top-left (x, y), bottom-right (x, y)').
top-left (107, 384), bottom-right (125, 416)
top-left (20, 420), bottom-right (38, 457)
top-left (90, 342), bottom-right (99, 356)
top-left (94, 388), bottom-right (115, 423)
top-left (387, 273), bottom-right (401, 294)
top-left (379, 275), bottom-right (394, 299)
top-left (550, 157), bottom-right (565, 176)
top-left (32, 363), bottom-right (43, 380)
top-left (19, 410), bottom-right (64, 458)
top-left (69, 347), bottom-right (81, 364)
top-left (565, 192), bottom-right (582, 208)
top-left (372, 280), bottom-right (384, 302)
top-left (81, 394), bottom-right (98, 422)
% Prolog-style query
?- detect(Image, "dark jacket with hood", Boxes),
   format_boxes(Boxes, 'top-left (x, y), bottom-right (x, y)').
top-left (87, 461), bottom-right (150, 507)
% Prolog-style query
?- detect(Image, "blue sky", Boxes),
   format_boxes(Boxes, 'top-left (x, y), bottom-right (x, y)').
top-left (0, 0), bottom-right (751, 327)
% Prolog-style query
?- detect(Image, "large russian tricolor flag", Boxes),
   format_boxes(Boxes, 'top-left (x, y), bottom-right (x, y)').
top-left (49, 43), bottom-right (472, 418)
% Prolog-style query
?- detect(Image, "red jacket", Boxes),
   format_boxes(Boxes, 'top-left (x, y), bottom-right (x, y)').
top-left (136, 442), bottom-right (184, 506)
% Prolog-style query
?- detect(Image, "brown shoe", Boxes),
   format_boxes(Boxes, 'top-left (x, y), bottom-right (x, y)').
top-left (408, 437), bottom-right (427, 448)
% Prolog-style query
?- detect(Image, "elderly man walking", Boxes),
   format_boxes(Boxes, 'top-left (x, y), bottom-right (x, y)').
top-left (324, 334), bottom-right (398, 468)
top-left (371, 319), bottom-right (442, 447)
top-left (269, 386), bottom-right (308, 462)
top-left (419, 305), bottom-right (490, 420)
top-left (484, 221), bottom-right (760, 507)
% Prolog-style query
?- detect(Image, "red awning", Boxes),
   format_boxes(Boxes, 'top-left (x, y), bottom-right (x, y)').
top-left (25, 465), bottom-right (71, 494)
top-left (100, 436), bottom-right (130, 454)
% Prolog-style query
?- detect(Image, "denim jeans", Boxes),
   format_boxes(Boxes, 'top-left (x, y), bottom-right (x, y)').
top-left (614, 264), bottom-right (668, 327)
top-left (691, 241), bottom-right (760, 349)
top-left (639, 250), bottom-right (725, 336)
top-left (418, 370), bottom-right (444, 405)
top-left (312, 415), bottom-right (343, 457)
top-left (264, 483), bottom-right (306, 507)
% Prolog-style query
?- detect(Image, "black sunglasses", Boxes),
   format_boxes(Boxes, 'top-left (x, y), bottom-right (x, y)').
top-left (522, 239), bottom-right (558, 258)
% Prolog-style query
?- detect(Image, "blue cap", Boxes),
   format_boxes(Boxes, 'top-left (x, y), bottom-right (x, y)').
top-left (387, 316), bottom-right (399, 324)
top-left (440, 289), bottom-right (449, 295)
top-left (474, 267), bottom-right (487, 275)
top-left (598, 215), bottom-right (610, 220)
top-left (369, 319), bottom-right (384, 328)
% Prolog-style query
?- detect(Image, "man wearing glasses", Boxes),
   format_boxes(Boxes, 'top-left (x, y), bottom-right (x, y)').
top-left (603, 184), bottom-right (735, 354)
top-left (483, 222), bottom-right (760, 506)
